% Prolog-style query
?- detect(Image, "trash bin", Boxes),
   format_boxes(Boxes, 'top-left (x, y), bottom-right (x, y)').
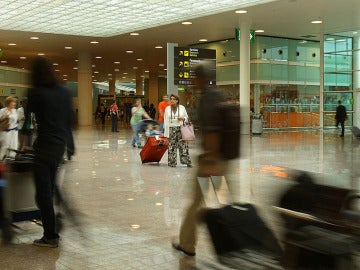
top-left (252, 118), bottom-right (263, 135)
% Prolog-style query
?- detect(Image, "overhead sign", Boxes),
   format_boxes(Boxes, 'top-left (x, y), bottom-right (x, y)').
top-left (235, 28), bottom-right (255, 43)
top-left (174, 47), bottom-right (216, 85)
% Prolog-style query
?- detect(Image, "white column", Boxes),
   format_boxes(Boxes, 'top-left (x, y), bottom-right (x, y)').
top-left (239, 21), bottom-right (251, 134)
top-left (167, 43), bottom-right (178, 95)
top-left (78, 52), bottom-right (93, 126)
top-left (319, 36), bottom-right (324, 129)
top-left (353, 37), bottom-right (360, 128)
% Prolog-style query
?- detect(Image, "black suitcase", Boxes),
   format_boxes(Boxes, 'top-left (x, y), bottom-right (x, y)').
top-left (205, 203), bottom-right (283, 257)
top-left (352, 126), bottom-right (360, 137)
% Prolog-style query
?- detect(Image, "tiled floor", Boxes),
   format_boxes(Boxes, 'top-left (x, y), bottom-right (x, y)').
top-left (0, 124), bottom-right (359, 269)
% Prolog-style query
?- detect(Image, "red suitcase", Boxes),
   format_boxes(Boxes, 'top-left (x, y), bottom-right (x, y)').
top-left (140, 136), bottom-right (168, 164)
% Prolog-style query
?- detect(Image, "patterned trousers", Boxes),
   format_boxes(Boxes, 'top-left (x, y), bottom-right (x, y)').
top-left (168, 126), bottom-right (191, 167)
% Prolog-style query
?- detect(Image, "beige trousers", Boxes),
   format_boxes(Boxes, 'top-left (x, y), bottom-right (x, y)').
top-left (179, 155), bottom-right (228, 253)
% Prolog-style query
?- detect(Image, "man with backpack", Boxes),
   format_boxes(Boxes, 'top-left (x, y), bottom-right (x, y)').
top-left (172, 64), bottom-right (240, 256)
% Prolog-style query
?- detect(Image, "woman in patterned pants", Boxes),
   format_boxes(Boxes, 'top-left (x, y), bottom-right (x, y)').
top-left (164, 94), bottom-right (192, 168)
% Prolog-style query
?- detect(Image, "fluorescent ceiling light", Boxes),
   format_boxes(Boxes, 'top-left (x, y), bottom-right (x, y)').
top-left (130, 32), bottom-right (139, 36)
top-left (75, 59), bottom-right (78, 62)
top-left (133, 67), bottom-right (138, 69)
top-left (155, 46), bottom-right (163, 49)
top-left (73, 67), bottom-right (78, 69)
top-left (95, 56), bottom-right (102, 59)
top-left (114, 68), bottom-right (119, 71)
top-left (1, 60), bottom-right (7, 63)
top-left (235, 10), bottom-right (247, 14)
top-left (199, 39), bottom-right (208, 42)
top-left (53, 63), bottom-right (59, 66)
top-left (123, 72), bottom-right (128, 74)
top-left (90, 41), bottom-right (99, 44)
top-left (94, 71), bottom-right (99, 73)
top-left (30, 36), bottom-right (39, 40)
top-left (64, 46), bottom-right (72, 49)
top-left (255, 29), bottom-right (264, 33)
top-left (126, 50), bottom-right (134, 53)
top-left (114, 61), bottom-right (120, 64)
top-left (122, 76), bottom-right (126, 79)
top-left (63, 74), bottom-right (67, 77)
top-left (108, 73), bottom-right (112, 76)
top-left (37, 53), bottom-right (45, 55)
top-left (55, 69), bottom-right (60, 72)
top-left (19, 56), bottom-right (26, 59)
top-left (8, 43), bottom-right (16, 46)
top-left (145, 70), bottom-right (149, 73)
top-left (0, 0), bottom-right (274, 37)
top-left (311, 20), bottom-right (322, 24)
top-left (159, 63), bottom-right (164, 66)
top-left (137, 58), bottom-right (143, 61)
top-left (182, 21), bottom-right (192, 25)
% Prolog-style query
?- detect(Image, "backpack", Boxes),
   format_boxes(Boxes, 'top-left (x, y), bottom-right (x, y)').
top-left (219, 102), bottom-right (240, 160)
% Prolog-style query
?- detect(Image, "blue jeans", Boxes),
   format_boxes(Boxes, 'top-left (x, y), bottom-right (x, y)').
top-left (131, 122), bottom-right (141, 146)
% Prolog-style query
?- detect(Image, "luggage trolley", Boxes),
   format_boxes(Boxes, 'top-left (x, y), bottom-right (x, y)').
top-left (3, 150), bottom-right (40, 223)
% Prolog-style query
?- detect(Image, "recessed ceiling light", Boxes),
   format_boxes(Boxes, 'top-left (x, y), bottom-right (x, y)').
top-left (132, 79), bottom-right (136, 81)
top-left (123, 72), bottom-right (128, 75)
top-left (94, 71), bottom-right (99, 74)
top-left (92, 75), bottom-right (95, 78)
top-left (182, 21), bottom-right (192, 25)
top-left (55, 69), bottom-right (60, 72)
top-left (255, 29), bottom-right (264, 33)
top-left (108, 73), bottom-right (112, 76)
top-left (75, 59), bottom-right (78, 62)
top-left (235, 10), bottom-right (247, 14)
top-left (93, 80), bottom-right (97, 82)
top-left (353, 32), bottom-right (358, 35)
top-left (73, 67), bottom-right (78, 70)
top-left (92, 64), bottom-right (96, 68)
top-left (145, 70), bottom-right (149, 73)
top-left (133, 67), bottom-right (138, 69)
top-left (311, 19), bottom-right (322, 24)
top-left (155, 45), bottom-right (163, 49)
top-left (37, 53), bottom-right (45, 56)
top-left (122, 76), bottom-right (126, 79)
top-left (8, 43), bottom-right (16, 46)
top-left (114, 61), bottom-right (120, 64)
top-left (159, 64), bottom-right (164, 67)
top-left (53, 63), bottom-right (59, 66)
top-left (30, 36), bottom-right (39, 40)
top-left (63, 75), bottom-right (67, 77)
top-left (90, 41), bottom-right (99, 44)
top-left (1, 60), bottom-right (7, 64)
top-left (19, 56), bottom-right (26, 59)
top-left (64, 46), bottom-right (72, 49)
top-left (137, 58), bottom-right (143, 61)
top-left (164, 68), bottom-right (167, 71)
top-left (126, 50), bottom-right (134, 53)
top-left (114, 68), bottom-right (119, 72)
top-left (130, 32), bottom-right (139, 36)
top-left (199, 39), bottom-right (208, 42)
top-left (95, 56), bottom-right (102, 59)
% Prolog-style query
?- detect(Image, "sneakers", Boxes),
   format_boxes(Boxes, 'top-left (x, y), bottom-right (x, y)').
top-left (33, 236), bottom-right (59, 248)
top-left (172, 242), bottom-right (196, 256)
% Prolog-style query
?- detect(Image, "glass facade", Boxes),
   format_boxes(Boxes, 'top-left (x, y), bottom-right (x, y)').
top-left (323, 34), bottom-right (354, 127)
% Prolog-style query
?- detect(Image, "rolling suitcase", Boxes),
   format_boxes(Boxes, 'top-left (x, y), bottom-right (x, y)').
top-left (198, 176), bottom-right (283, 269)
top-left (352, 126), bottom-right (360, 137)
top-left (140, 135), bottom-right (168, 164)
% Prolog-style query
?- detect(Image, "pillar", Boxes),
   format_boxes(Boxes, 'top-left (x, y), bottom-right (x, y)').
top-left (353, 37), bottom-right (360, 128)
top-left (136, 70), bottom-right (142, 96)
top-left (109, 78), bottom-right (116, 98)
top-left (319, 35), bottom-right (324, 129)
top-left (78, 52), bottom-right (93, 126)
top-left (149, 71), bottom-right (159, 111)
top-left (239, 21), bottom-right (251, 135)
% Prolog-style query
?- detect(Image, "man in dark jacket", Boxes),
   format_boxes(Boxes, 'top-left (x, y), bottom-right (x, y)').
top-left (28, 57), bottom-right (73, 247)
top-left (335, 100), bottom-right (347, 137)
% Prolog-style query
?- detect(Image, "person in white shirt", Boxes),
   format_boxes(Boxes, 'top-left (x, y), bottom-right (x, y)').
top-left (164, 94), bottom-right (192, 167)
top-left (0, 96), bottom-right (18, 158)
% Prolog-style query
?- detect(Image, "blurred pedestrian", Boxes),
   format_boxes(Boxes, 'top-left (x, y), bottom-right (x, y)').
top-left (148, 103), bottom-right (156, 119)
top-left (172, 64), bottom-right (227, 256)
top-left (18, 99), bottom-right (35, 150)
top-left (99, 103), bottom-right (107, 126)
top-left (27, 56), bottom-right (73, 248)
top-left (109, 100), bottom-right (119, 132)
top-left (158, 95), bottom-right (170, 132)
top-left (164, 94), bottom-right (192, 168)
top-left (335, 100), bottom-right (347, 137)
top-left (0, 96), bottom-right (18, 159)
top-left (130, 99), bottom-right (151, 148)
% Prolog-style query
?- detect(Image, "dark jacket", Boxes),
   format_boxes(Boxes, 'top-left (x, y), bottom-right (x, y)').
top-left (335, 104), bottom-right (347, 122)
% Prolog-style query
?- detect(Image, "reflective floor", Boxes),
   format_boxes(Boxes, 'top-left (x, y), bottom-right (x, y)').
top-left (1, 125), bottom-right (359, 269)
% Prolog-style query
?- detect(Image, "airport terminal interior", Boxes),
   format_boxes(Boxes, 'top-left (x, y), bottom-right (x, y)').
top-left (0, 0), bottom-right (360, 269)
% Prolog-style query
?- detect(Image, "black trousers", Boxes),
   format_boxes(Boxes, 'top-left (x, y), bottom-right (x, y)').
top-left (33, 145), bottom-right (64, 240)
top-left (111, 115), bottom-right (118, 132)
top-left (336, 120), bottom-right (345, 136)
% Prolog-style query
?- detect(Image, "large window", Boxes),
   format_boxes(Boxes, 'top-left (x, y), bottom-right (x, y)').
top-left (323, 35), bottom-right (353, 127)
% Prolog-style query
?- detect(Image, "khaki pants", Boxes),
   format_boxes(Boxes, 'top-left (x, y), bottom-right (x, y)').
top-left (179, 154), bottom-right (228, 253)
